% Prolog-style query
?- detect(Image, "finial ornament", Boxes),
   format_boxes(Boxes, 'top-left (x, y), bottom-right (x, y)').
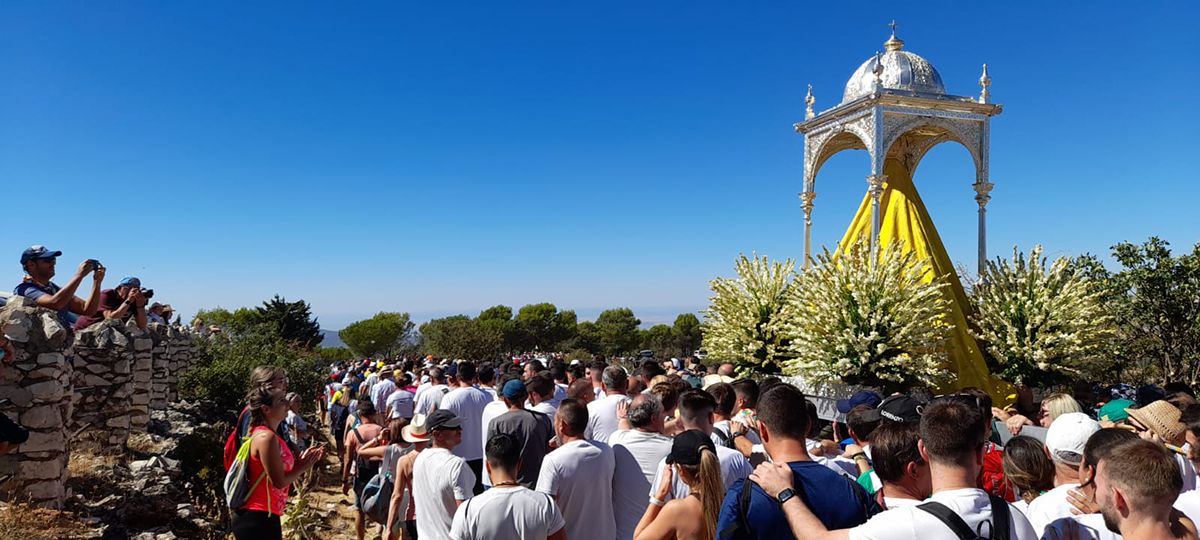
top-left (871, 52), bottom-right (884, 91)
top-left (979, 63), bottom-right (991, 104)
top-left (805, 84), bottom-right (815, 120)
top-left (884, 20), bottom-right (904, 51)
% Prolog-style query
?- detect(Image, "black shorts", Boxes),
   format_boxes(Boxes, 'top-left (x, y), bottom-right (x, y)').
top-left (231, 509), bottom-right (281, 540)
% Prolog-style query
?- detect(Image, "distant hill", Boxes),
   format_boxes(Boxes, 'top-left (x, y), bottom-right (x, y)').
top-left (319, 329), bottom-right (346, 348)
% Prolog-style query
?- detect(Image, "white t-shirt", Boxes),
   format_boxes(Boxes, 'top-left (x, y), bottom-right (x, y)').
top-left (883, 496), bottom-right (921, 509)
top-left (536, 439), bottom-right (616, 540)
top-left (609, 429), bottom-right (672, 540)
top-left (385, 389), bottom-right (415, 419)
top-left (529, 401), bottom-right (557, 417)
top-left (1041, 513), bottom-right (1121, 540)
top-left (586, 394), bottom-right (631, 445)
top-left (649, 444), bottom-right (752, 501)
top-left (549, 383), bottom-right (568, 407)
top-left (1178, 453), bottom-right (1198, 492)
top-left (480, 400), bottom-right (509, 487)
top-left (847, 488), bottom-right (1038, 540)
top-left (449, 485), bottom-right (565, 540)
top-left (414, 383), bottom-right (449, 417)
top-left (412, 447), bottom-right (477, 539)
top-left (1026, 483), bottom-right (1079, 536)
top-left (439, 386), bottom-right (494, 461)
top-left (1177, 489), bottom-right (1200, 526)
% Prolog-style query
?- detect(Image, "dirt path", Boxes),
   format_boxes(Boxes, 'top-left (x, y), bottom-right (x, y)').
top-left (291, 423), bottom-right (382, 540)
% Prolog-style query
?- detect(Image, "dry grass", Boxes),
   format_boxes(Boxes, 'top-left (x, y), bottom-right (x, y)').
top-left (0, 503), bottom-right (93, 539)
top-left (66, 446), bottom-right (120, 479)
top-left (126, 432), bottom-right (172, 454)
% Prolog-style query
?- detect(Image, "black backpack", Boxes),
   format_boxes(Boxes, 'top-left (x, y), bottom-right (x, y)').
top-left (916, 495), bottom-right (1011, 540)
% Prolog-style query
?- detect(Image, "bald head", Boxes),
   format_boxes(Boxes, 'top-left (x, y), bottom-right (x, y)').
top-left (718, 363), bottom-right (736, 377)
top-left (628, 394), bottom-right (664, 432)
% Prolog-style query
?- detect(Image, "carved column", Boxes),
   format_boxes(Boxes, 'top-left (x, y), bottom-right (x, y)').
top-left (867, 174), bottom-right (887, 256)
top-left (800, 191), bottom-right (816, 267)
top-left (973, 180), bottom-right (993, 275)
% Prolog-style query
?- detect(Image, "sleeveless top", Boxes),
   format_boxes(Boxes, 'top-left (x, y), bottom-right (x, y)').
top-left (243, 425), bottom-right (294, 516)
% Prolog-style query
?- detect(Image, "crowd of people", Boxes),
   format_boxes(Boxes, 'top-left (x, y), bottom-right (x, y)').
top-left (221, 353), bottom-right (1200, 540)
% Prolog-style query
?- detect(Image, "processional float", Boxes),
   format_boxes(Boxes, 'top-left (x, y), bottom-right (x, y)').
top-left (793, 24), bottom-right (1010, 403)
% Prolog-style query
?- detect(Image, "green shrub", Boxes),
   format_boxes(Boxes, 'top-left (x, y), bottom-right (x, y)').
top-left (181, 326), bottom-right (325, 417)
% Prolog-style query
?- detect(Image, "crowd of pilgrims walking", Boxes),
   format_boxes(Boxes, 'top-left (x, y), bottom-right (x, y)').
top-left (227, 354), bottom-right (1200, 540)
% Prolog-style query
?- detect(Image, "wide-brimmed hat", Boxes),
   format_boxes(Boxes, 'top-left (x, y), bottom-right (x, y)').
top-left (402, 414), bottom-right (431, 443)
top-left (1126, 400), bottom-right (1186, 445)
top-left (701, 374), bottom-right (734, 390)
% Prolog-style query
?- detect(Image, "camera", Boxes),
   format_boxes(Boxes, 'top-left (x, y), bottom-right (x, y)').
top-left (87, 259), bottom-right (100, 271)
top-left (140, 288), bottom-right (154, 299)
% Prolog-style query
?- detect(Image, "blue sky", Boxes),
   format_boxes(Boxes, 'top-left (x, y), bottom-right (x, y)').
top-left (2, 2), bottom-right (1195, 330)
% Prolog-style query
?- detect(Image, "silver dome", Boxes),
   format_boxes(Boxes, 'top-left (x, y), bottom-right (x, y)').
top-left (841, 37), bottom-right (946, 103)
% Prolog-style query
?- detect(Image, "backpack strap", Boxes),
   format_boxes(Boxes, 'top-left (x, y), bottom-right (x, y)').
top-left (916, 501), bottom-right (979, 540)
top-left (988, 495), bottom-right (1011, 540)
top-left (712, 427), bottom-right (732, 448)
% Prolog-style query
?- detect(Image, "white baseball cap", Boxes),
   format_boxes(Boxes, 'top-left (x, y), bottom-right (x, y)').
top-left (1045, 412), bottom-right (1101, 464)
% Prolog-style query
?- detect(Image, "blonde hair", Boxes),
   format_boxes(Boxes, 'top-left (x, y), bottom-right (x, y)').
top-left (1043, 393), bottom-right (1083, 422)
top-left (678, 447), bottom-right (724, 540)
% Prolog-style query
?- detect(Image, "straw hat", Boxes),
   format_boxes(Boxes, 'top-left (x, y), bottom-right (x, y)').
top-left (401, 414), bottom-right (430, 443)
top-left (701, 374), bottom-right (734, 390)
top-left (1126, 400), bottom-right (1186, 445)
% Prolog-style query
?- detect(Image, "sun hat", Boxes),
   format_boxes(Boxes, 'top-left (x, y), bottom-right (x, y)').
top-left (1098, 399), bottom-right (1136, 422)
top-left (1126, 400), bottom-right (1186, 445)
top-left (666, 429), bottom-right (716, 466)
top-left (402, 414), bottom-right (431, 443)
top-left (426, 409), bottom-right (462, 432)
top-left (701, 374), bottom-right (734, 390)
top-left (1045, 412), bottom-right (1101, 464)
top-left (837, 390), bottom-right (883, 414)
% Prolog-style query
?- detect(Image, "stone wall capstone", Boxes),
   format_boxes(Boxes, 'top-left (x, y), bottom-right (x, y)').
top-left (0, 296), bottom-right (73, 508)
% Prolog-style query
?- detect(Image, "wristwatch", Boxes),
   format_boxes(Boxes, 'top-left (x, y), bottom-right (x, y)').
top-left (777, 488), bottom-right (796, 505)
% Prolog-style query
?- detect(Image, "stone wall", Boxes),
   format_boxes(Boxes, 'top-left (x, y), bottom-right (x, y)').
top-left (0, 298), bottom-right (198, 508)
top-left (149, 325), bottom-right (169, 412)
top-left (72, 320), bottom-right (135, 450)
top-left (0, 297), bottom-right (74, 508)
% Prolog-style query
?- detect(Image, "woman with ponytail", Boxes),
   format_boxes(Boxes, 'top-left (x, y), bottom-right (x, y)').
top-left (232, 384), bottom-right (326, 539)
top-left (634, 429), bottom-right (725, 540)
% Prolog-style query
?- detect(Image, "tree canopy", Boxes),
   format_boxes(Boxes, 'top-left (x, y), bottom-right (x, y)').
top-left (338, 312), bottom-right (415, 358)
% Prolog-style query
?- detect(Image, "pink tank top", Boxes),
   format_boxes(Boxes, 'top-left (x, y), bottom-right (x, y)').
top-left (243, 426), bottom-right (294, 516)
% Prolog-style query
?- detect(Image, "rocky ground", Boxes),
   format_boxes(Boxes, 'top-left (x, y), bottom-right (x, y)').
top-left (0, 401), bottom-right (372, 539)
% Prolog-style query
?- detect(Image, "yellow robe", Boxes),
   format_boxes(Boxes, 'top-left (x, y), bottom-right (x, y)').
top-left (837, 159), bottom-right (1013, 405)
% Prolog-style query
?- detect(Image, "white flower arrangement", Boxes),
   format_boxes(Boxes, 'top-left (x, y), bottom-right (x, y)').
top-left (779, 239), bottom-right (951, 393)
top-left (701, 253), bottom-right (796, 374)
top-left (971, 245), bottom-right (1115, 386)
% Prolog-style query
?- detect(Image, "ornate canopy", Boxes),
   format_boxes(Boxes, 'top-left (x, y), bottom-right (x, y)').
top-left (794, 25), bottom-right (1002, 272)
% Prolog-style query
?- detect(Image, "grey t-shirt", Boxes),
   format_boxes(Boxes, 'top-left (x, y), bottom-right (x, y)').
top-left (487, 408), bottom-right (553, 487)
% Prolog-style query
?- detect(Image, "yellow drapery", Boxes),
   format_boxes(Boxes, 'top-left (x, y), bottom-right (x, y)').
top-left (837, 159), bottom-right (1013, 406)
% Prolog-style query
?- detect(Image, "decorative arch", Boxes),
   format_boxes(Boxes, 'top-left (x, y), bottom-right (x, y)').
top-left (881, 117), bottom-right (983, 182)
top-left (804, 113), bottom-right (876, 191)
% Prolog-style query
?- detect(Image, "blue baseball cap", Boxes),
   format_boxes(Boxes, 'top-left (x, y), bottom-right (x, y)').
top-left (837, 390), bottom-right (883, 414)
top-left (20, 245), bottom-right (61, 265)
top-left (118, 277), bottom-right (142, 288)
top-left (502, 379), bottom-right (527, 399)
